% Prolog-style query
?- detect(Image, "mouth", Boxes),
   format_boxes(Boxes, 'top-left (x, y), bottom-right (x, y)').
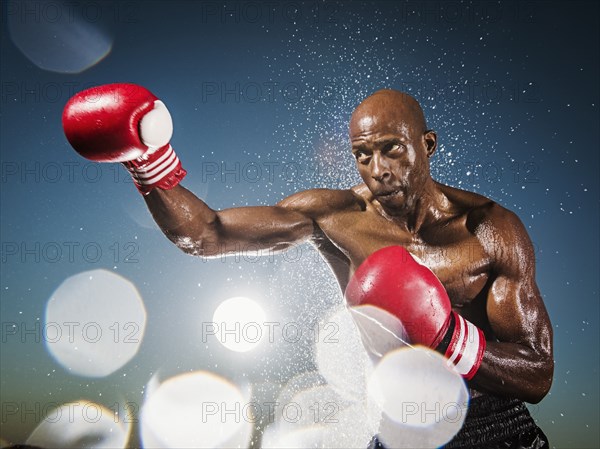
top-left (376, 188), bottom-right (402, 199)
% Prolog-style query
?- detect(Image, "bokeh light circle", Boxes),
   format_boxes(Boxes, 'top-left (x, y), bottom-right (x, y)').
top-left (26, 401), bottom-right (130, 449)
top-left (368, 347), bottom-right (469, 448)
top-left (45, 269), bottom-right (146, 377)
top-left (140, 371), bottom-right (252, 449)
top-left (7, 0), bottom-right (112, 73)
top-left (263, 369), bottom-right (379, 449)
top-left (211, 296), bottom-right (266, 352)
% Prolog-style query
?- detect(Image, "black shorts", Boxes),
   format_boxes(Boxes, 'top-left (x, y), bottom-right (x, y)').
top-left (369, 394), bottom-right (549, 449)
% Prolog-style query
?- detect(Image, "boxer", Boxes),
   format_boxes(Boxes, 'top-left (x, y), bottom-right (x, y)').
top-left (63, 85), bottom-right (553, 448)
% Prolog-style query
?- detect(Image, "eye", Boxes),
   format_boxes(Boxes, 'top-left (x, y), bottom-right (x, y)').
top-left (354, 151), bottom-right (371, 163)
top-left (387, 143), bottom-right (404, 153)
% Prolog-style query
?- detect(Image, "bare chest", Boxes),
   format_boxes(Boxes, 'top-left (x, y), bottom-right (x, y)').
top-left (320, 210), bottom-right (493, 307)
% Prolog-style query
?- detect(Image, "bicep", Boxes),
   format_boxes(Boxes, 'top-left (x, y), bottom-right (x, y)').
top-left (487, 274), bottom-right (551, 352)
top-left (202, 188), bottom-right (351, 257)
top-left (213, 205), bottom-right (314, 255)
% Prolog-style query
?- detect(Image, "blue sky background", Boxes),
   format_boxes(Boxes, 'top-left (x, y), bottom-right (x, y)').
top-left (1, 1), bottom-right (598, 447)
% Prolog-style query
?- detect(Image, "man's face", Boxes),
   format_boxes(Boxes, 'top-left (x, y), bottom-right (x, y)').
top-left (350, 107), bottom-right (432, 213)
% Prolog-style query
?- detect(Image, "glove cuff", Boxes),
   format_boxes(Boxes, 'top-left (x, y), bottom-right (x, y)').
top-left (123, 144), bottom-right (186, 195)
top-left (436, 311), bottom-right (486, 380)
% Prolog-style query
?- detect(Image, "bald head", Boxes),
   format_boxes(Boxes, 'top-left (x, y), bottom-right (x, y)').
top-left (350, 89), bottom-right (428, 139)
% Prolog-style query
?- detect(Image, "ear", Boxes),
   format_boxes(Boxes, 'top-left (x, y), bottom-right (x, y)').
top-left (423, 130), bottom-right (437, 157)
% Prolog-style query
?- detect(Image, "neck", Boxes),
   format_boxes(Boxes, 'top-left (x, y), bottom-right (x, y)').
top-left (377, 178), bottom-right (448, 234)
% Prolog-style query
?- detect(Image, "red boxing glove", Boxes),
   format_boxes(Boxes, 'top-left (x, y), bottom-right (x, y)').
top-left (62, 83), bottom-right (186, 194)
top-left (345, 246), bottom-right (486, 380)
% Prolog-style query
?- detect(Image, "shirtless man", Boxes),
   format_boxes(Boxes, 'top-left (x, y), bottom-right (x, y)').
top-left (63, 84), bottom-right (554, 448)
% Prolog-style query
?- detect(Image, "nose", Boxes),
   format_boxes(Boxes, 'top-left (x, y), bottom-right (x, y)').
top-left (371, 152), bottom-right (390, 182)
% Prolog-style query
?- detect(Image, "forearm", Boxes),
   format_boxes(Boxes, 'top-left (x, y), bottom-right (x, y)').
top-left (472, 341), bottom-right (553, 403)
top-left (144, 185), bottom-right (220, 254)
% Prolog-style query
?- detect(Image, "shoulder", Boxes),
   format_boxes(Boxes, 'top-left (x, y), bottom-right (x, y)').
top-left (276, 187), bottom-right (365, 218)
top-left (439, 182), bottom-right (524, 235)
top-left (469, 199), bottom-right (535, 276)
top-left (439, 183), bottom-right (535, 274)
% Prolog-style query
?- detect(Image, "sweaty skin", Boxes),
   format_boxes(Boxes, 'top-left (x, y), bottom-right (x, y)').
top-left (144, 89), bottom-right (553, 403)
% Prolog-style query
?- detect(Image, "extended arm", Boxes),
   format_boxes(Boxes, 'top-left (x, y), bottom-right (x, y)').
top-left (62, 83), bottom-right (325, 259)
top-left (144, 185), bottom-right (315, 257)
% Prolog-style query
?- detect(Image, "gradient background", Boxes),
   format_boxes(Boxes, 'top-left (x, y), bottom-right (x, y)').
top-left (1, 0), bottom-right (598, 447)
